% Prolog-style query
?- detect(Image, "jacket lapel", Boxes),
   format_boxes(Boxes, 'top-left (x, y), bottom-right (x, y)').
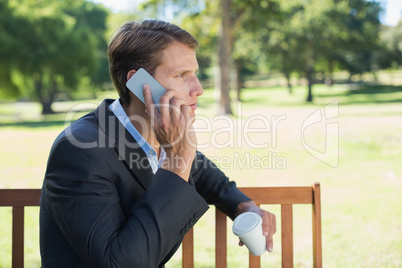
top-left (95, 99), bottom-right (154, 190)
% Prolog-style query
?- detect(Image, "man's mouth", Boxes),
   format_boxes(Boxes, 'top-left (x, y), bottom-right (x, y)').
top-left (190, 103), bottom-right (197, 110)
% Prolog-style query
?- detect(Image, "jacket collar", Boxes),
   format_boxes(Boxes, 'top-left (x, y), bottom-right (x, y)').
top-left (94, 99), bottom-right (154, 190)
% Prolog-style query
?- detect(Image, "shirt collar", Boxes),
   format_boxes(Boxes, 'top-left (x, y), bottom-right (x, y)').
top-left (109, 99), bottom-right (166, 174)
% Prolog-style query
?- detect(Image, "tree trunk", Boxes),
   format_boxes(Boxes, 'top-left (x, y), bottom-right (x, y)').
top-left (305, 43), bottom-right (315, 102)
top-left (41, 100), bottom-right (54, 114)
top-left (284, 72), bottom-right (292, 94)
top-left (235, 59), bottom-right (242, 102)
top-left (347, 72), bottom-right (352, 83)
top-left (217, 0), bottom-right (232, 115)
top-left (34, 71), bottom-right (56, 114)
top-left (325, 60), bottom-right (334, 86)
top-left (306, 64), bottom-right (314, 102)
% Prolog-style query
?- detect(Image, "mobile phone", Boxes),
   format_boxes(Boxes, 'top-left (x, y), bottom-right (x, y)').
top-left (125, 68), bottom-right (167, 109)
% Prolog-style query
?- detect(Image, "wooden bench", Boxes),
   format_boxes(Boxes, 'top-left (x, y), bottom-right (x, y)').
top-left (182, 183), bottom-right (322, 267)
top-left (0, 183), bottom-right (321, 268)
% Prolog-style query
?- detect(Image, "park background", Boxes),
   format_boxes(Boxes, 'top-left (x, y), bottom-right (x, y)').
top-left (0, 0), bottom-right (401, 267)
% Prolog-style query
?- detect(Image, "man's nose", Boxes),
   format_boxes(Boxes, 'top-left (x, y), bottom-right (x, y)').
top-left (190, 76), bottom-right (204, 97)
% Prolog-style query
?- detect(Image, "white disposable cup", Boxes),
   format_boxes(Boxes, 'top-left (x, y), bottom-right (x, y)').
top-left (232, 212), bottom-right (266, 256)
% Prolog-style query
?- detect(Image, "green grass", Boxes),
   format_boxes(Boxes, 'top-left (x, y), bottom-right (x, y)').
top-left (0, 83), bottom-right (401, 267)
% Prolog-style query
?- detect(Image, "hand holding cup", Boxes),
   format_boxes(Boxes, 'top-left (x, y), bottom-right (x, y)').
top-left (232, 212), bottom-right (267, 256)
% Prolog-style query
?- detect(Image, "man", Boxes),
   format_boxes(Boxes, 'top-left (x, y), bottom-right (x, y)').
top-left (40, 19), bottom-right (276, 267)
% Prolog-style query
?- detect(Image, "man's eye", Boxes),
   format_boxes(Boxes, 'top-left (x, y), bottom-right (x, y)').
top-left (178, 73), bottom-right (187, 79)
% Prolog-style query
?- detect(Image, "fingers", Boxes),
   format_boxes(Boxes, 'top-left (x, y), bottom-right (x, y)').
top-left (143, 84), bottom-right (194, 149)
top-left (261, 211), bottom-right (276, 252)
top-left (143, 85), bottom-right (159, 120)
top-left (143, 85), bottom-right (189, 123)
top-left (153, 87), bottom-right (191, 124)
top-left (170, 97), bottom-right (187, 122)
top-left (158, 88), bottom-right (177, 122)
top-left (235, 204), bottom-right (277, 253)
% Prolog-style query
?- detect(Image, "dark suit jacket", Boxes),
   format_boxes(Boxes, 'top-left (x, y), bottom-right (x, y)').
top-left (40, 99), bottom-right (251, 267)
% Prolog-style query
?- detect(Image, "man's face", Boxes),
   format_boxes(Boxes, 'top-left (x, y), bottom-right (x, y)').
top-left (153, 41), bottom-right (204, 118)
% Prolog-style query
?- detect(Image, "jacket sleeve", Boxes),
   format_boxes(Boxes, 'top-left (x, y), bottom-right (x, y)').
top-left (42, 137), bottom-right (209, 267)
top-left (191, 151), bottom-right (252, 220)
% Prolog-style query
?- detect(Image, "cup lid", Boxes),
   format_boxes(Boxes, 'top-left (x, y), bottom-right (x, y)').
top-left (232, 212), bottom-right (262, 236)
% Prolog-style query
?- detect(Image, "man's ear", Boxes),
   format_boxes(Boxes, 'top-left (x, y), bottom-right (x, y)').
top-left (127, 69), bottom-right (137, 81)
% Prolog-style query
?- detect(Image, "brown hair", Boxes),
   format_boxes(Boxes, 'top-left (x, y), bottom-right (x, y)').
top-left (107, 19), bottom-right (198, 105)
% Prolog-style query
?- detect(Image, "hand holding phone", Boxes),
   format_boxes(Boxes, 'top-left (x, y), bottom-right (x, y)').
top-left (126, 68), bottom-right (167, 109)
top-left (128, 68), bottom-right (197, 181)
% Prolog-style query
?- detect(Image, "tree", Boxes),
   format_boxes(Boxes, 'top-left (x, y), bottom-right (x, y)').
top-left (253, 4), bottom-right (306, 94)
top-left (0, 0), bottom-right (108, 114)
top-left (215, 0), bottom-right (281, 113)
top-left (326, 0), bottom-right (382, 80)
top-left (230, 1), bottom-right (281, 101)
top-left (140, 0), bottom-right (279, 114)
top-left (260, 0), bottom-right (382, 102)
top-left (0, 0), bottom-right (29, 97)
top-left (374, 20), bottom-right (402, 71)
top-left (124, 0), bottom-right (383, 105)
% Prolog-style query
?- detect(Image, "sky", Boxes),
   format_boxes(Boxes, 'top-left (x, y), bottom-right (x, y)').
top-left (90, 0), bottom-right (402, 26)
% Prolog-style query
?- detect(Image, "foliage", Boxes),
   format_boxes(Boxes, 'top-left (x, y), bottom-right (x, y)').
top-left (375, 20), bottom-right (402, 70)
top-left (180, 1), bottom-right (220, 80)
top-left (0, 0), bottom-right (109, 113)
top-left (138, 0), bottom-right (386, 105)
top-left (327, 0), bottom-right (382, 75)
top-left (250, 0), bottom-right (383, 101)
top-left (1, 0), bottom-right (398, 111)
